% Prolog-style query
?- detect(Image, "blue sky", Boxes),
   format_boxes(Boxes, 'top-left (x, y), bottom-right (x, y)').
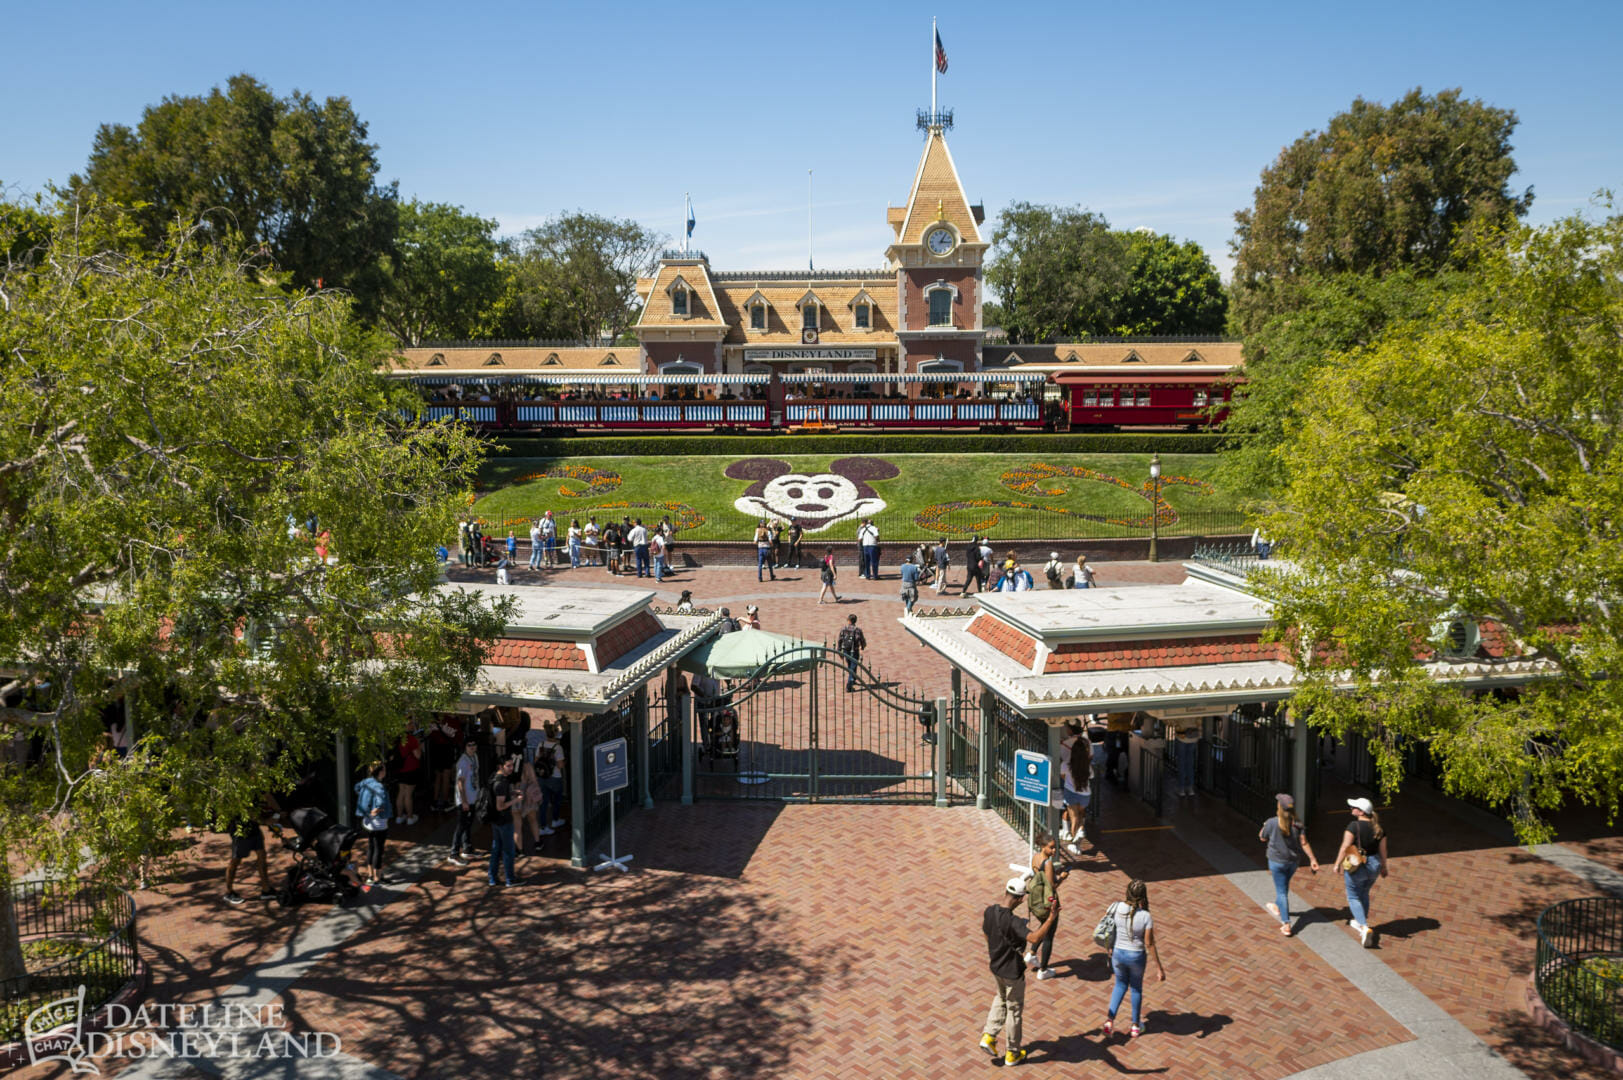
top-left (4, 1), bottom-right (1619, 279)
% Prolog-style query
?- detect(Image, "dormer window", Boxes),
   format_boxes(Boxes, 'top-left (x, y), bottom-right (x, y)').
top-left (484, 353), bottom-right (504, 366)
top-left (797, 290), bottom-right (824, 333)
top-left (543, 353), bottom-right (561, 366)
top-left (600, 353), bottom-right (619, 366)
top-left (854, 303), bottom-right (870, 329)
top-left (427, 353), bottom-right (446, 366)
top-left (671, 287), bottom-right (689, 317)
top-left (802, 304), bottom-right (818, 331)
top-left (750, 304), bottom-right (766, 331)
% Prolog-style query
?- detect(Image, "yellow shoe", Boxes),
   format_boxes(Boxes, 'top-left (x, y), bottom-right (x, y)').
top-left (1005, 1049), bottom-right (1027, 1066)
top-left (979, 1033), bottom-right (997, 1057)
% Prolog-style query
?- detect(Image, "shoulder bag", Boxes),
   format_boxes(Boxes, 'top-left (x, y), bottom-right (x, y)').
top-left (1092, 901), bottom-right (1119, 951)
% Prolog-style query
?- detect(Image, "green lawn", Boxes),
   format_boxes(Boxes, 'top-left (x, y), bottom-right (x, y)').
top-left (473, 453), bottom-right (1245, 542)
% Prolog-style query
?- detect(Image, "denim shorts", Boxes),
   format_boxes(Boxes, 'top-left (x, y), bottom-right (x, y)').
top-left (1062, 786), bottom-right (1090, 807)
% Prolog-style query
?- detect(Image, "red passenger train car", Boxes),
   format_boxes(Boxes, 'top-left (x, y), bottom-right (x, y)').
top-left (1052, 368), bottom-right (1240, 430)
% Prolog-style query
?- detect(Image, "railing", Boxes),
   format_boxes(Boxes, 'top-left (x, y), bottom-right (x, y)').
top-left (988, 702), bottom-right (1049, 837)
top-left (1535, 898), bottom-right (1623, 1051)
top-left (1138, 742), bottom-right (1167, 816)
top-left (1, 879), bottom-right (140, 1047)
top-left (648, 684), bottom-right (682, 799)
top-left (946, 692), bottom-right (980, 803)
top-left (1189, 541), bottom-right (1264, 575)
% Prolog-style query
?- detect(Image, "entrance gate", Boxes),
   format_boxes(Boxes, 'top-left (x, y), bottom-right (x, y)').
top-left (694, 644), bottom-right (943, 802)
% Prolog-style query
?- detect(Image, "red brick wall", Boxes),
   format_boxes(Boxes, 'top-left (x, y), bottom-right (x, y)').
top-left (900, 268), bottom-right (978, 331)
top-left (1043, 634), bottom-right (1287, 674)
top-left (594, 611), bottom-right (665, 668)
top-left (641, 342), bottom-right (714, 374)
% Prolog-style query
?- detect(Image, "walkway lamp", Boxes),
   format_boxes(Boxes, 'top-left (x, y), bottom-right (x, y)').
top-left (1148, 453), bottom-right (1162, 563)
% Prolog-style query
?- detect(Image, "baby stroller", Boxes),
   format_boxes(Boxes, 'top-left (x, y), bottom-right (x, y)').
top-left (698, 696), bottom-right (741, 772)
top-left (268, 807), bottom-right (361, 908)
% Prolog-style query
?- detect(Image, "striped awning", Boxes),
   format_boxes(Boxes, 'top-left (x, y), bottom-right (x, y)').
top-left (779, 371), bottom-right (1047, 385)
top-left (393, 372), bottom-right (771, 387)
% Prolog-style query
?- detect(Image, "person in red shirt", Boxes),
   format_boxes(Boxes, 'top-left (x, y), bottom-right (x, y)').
top-left (394, 727), bottom-right (423, 825)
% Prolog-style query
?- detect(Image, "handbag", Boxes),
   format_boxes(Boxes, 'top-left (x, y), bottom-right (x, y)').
top-left (1092, 902), bottom-right (1119, 951)
top-left (1342, 849), bottom-right (1366, 872)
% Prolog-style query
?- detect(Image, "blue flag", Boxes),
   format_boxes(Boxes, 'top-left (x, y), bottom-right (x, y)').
top-left (686, 198), bottom-right (696, 239)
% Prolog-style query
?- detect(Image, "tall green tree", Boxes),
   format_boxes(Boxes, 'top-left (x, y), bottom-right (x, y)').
top-left (378, 200), bottom-right (503, 345)
top-left (491, 212), bottom-right (665, 342)
top-left (74, 73), bottom-right (399, 319)
top-left (1112, 231), bottom-right (1227, 336)
top-left (1229, 87), bottom-right (1531, 337)
top-left (1251, 211), bottom-right (1623, 841)
top-left (0, 199), bottom-right (511, 979)
top-left (986, 203), bottom-right (1126, 344)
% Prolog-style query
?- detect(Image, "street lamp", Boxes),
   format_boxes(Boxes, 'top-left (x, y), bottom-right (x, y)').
top-left (1148, 453), bottom-right (1162, 563)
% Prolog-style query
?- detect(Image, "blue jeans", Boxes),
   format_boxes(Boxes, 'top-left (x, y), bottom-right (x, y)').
top-left (654, 555), bottom-right (667, 582)
top-left (1268, 859), bottom-right (1297, 923)
top-left (634, 544), bottom-right (650, 576)
top-left (540, 777), bottom-right (564, 826)
top-left (528, 543), bottom-right (540, 568)
top-left (1345, 856), bottom-right (1380, 927)
top-left (569, 540), bottom-right (581, 568)
top-left (544, 537), bottom-right (556, 564)
top-left (845, 653), bottom-right (860, 688)
top-left (1108, 949), bottom-right (1147, 1025)
top-left (488, 820), bottom-right (516, 884)
top-left (1174, 739), bottom-right (1197, 791)
top-left (861, 547), bottom-right (878, 578)
top-left (757, 547), bottom-right (774, 580)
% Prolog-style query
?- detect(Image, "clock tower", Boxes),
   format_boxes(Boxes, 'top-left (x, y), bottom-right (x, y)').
top-left (886, 120), bottom-right (987, 375)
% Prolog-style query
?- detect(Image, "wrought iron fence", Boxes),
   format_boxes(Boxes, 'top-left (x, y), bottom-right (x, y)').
top-left (1535, 897), bottom-right (1623, 1051)
top-left (648, 679), bottom-right (683, 799)
top-left (988, 702), bottom-right (1049, 836)
top-left (946, 690), bottom-right (980, 803)
top-left (1222, 711), bottom-right (1298, 825)
top-left (1138, 742), bottom-right (1168, 816)
top-left (1, 879), bottom-right (140, 1047)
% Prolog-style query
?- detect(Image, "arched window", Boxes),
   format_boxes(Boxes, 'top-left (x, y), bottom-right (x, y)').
top-left (927, 288), bottom-right (952, 327)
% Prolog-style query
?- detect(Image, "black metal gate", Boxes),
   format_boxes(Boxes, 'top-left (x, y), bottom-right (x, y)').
top-left (695, 644), bottom-right (937, 802)
top-left (946, 687), bottom-right (980, 803)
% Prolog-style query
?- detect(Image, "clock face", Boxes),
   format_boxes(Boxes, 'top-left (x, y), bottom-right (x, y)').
top-left (926, 227), bottom-right (955, 256)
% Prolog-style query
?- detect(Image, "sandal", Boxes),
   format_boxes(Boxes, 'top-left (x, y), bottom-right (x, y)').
top-left (1129, 1024), bottom-right (1141, 1039)
top-left (1102, 1019), bottom-right (1113, 1037)
top-left (1279, 923), bottom-right (1293, 936)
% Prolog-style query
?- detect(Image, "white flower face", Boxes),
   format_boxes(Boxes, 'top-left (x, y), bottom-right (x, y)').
top-left (734, 471), bottom-right (886, 533)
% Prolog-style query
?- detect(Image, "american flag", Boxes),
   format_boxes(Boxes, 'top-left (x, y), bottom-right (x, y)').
top-left (935, 28), bottom-right (948, 74)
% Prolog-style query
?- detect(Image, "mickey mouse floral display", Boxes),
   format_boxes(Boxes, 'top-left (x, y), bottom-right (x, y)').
top-left (914, 461), bottom-right (1214, 535)
top-left (726, 458), bottom-right (899, 533)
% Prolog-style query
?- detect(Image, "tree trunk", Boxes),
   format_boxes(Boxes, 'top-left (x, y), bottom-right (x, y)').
top-left (0, 877), bottom-right (26, 988)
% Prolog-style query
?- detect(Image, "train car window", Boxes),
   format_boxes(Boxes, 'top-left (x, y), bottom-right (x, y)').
top-left (1082, 390), bottom-right (1098, 406)
top-left (1194, 390), bottom-right (1209, 407)
top-left (1137, 391), bottom-right (1152, 407)
top-left (1101, 390), bottom-right (1115, 407)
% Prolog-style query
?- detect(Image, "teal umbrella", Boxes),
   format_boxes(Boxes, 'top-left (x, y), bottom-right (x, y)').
top-left (678, 627), bottom-right (821, 679)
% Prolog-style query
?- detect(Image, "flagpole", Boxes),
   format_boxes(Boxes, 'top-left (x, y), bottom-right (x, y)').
top-left (683, 192), bottom-right (689, 255)
top-left (931, 16), bottom-right (937, 118)
top-left (807, 170), bottom-right (814, 271)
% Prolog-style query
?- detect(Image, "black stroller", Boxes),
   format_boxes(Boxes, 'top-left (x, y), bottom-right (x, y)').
top-left (268, 807), bottom-right (361, 908)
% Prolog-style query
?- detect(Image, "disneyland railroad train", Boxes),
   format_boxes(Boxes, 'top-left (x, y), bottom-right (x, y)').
top-left (393, 367), bottom-right (1240, 434)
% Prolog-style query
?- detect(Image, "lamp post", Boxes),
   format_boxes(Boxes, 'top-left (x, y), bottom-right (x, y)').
top-left (1148, 452), bottom-right (1162, 563)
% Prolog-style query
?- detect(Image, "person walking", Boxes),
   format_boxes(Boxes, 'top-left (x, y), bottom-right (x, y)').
top-left (448, 738), bottom-right (479, 865)
top-left (1102, 879), bottom-right (1165, 1040)
top-left (818, 546), bottom-right (840, 604)
top-left (355, 761), bottom-right (393, 889)
top-left (977, 537), bottom-right (995, 593)
top-left (517, 757), bottom-right (544, 855)
top-left (837, 614), bottom-right (866, 692)
top-left (537, 721), bottom-right (566, 832)
top-left (1104, 712), bottom-right (1133, 784)
top-left (629, 518), bottom-right (650, 577)
top-left (1333, 797), bottom-right (1389, 947)
top-left (495, 554), bottom-right (511, 586)
top-left (1171, 717), bottom-right (1200, 797)
top-left (899, 554), bottom-right (922, 615)
top-left (754, 520), bottom-right (776, 582)
top-left (1043, 551), bottom-right (1067, 590)
top-left (1260, 793), bottom-right (1320, 936)
top-left (458, 518), bottom-right (473, 566)
top-left (567, 519), bottom-right (582, 569)
top-left (787, 520), bottom-right (805, 569)
top-left (979, 874), bottom-right (1060, 1066)
top-left (392, 726), bottom-right (422, 825)
top-left (528, 519), bottom-right (543, 569)
top-left (1070, 555), bottom-right (1096, 589)
top-left (468, 520), bottom-right (484, 567)
top-left (770, 518), bottom-right (786, 569)
top-left (857, 518), bottom-right (880, 580)
top-left (1060, 728), bottom-right (1091, 853)
top-left (488, 754), bottom-right (521, 887)
top-left (1024, 835), bottom-right (1067, 980)
top-left (933, 536), bottom-right (951, 593)
top-left (223, 814), bottom-right (273, 907)
top-left (651, 528), bottom-right (669, 582)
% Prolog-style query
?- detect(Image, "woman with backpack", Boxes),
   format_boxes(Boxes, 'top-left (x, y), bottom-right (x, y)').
top-left (1101, 879), bottom-right (1165, 1040)
top-left (1259, 793), bottom-right (1319, 935)
top-left (1333, 797), bottom-right (1390, 947)
top-left (817, 547), bottom-right (840, 605)
top-left (354, 761), bottom-right (393, 889)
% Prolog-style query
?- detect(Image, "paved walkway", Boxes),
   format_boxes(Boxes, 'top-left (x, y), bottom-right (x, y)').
top-left (11, 560), bottom-right (1617, 1080)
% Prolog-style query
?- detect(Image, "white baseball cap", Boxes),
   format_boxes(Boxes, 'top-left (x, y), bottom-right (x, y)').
top-left (1347, 797), bottom-right (1374, 814)
top-left (1005, 875), bottom-right (1029, 897)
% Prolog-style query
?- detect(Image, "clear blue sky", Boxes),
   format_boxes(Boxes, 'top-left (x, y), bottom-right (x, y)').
top-left (4, 0), bottom-right (1619, 279)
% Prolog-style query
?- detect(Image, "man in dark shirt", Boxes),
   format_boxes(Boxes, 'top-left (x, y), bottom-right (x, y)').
top-left (980, 875), bottom-right (1059, 1066)
top-left (488, 755), bottom-right (521, 888)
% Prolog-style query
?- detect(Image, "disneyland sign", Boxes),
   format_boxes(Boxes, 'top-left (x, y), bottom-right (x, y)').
top-left (742, 348), bottom-right (877, 362)
top-left (24, 987), bottom-right (342, 1074)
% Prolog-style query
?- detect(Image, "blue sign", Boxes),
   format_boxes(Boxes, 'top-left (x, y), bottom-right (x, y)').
top-left (594, 737), bottom-right (629, 795)
top-left (1013, 749), bottom-right (1050, 805)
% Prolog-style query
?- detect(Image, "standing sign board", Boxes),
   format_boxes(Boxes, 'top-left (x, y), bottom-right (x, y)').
top-left (592, 737), bottom-right (633, 872)
top-left (1012, 749), bottom-right (1052, 862)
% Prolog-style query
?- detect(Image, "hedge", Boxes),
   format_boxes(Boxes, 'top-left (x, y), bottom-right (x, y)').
top-left (489, 432), bottom-right (1233, 457)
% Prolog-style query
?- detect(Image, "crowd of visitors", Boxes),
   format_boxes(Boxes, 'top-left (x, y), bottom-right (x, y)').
top-left (460, 514), bottom-right (681, 582)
